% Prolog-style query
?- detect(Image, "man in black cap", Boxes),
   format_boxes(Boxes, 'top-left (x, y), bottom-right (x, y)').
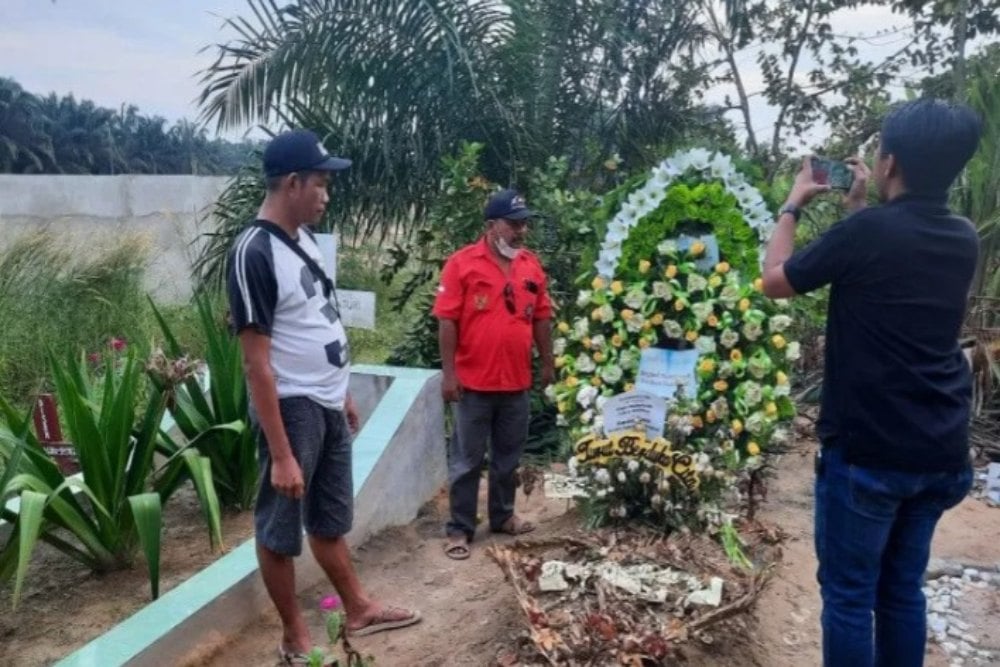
top-left (432, 189), bottom-right (555, 560)
top-left (228, 129), bottom-right (419, 663)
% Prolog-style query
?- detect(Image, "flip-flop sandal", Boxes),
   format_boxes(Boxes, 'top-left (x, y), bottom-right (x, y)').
top-left (442, 541), bottom-right (471, 560)
top-left (277, 645), bottom-right (335, 666)
top-left (348, 606), bottom-right (422, 637)
top-left (493, 517), bottom-right (536, 536)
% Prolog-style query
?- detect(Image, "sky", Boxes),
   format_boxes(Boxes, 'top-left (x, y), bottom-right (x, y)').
top-left (0, 1), bottom-right (986, 147)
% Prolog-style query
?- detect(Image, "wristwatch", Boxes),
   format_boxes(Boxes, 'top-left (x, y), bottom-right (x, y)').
top-left (779, 203), bottom-right (801, 222)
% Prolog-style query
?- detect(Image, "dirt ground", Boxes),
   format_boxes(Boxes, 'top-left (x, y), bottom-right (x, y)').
top-left (3, 429), bottom-right (998, 666)
top-left (194, 431), bottom-right (1000, 667)
top-left (0, 488), bottom-right (255, 667)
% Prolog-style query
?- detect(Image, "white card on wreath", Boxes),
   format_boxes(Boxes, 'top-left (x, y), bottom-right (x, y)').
top-left (636, 348), bottom-right (699, 402)
top-left (601, 391), bottom-right (668, 439)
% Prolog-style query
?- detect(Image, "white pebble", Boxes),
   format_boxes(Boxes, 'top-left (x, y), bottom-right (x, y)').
top-left (962, 633), bottom-right (978, 644)
top-left (948, 626), bottom-right (965, 638)
top-left (944, 641), bottom-right (959, 653)
top-left (973, 580), bottom-right (989, 589)
top-left (951, 618), bottom-right (971, 632)
top-left (963, 568), bottom-right (979, 578)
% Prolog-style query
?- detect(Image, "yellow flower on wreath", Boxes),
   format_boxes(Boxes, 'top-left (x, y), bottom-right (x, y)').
top-left (675, 300), bottom-right (686, 312)
top-left (776, 370), bottom-right (789, 385)
top-left (705, 409), bottom-right (717, 423)
top-left (747, 441), bottom-right (761, 456)
top-left (593, 351), bottom-right (606, 363)
top-left (730, 349), bottom-right (743, 362)
top-left (753, 277), bottom-right (763, 292)
top-left (715, 261), bottom-right (730, 274)
top-left (639, 338), bottom-right (651, 349)
top-left (610, 280), bottom-right (624, 295)
top-left (709, 275), bottom-right (723, 288)
top-left (685, 330), bottom-right (698, 342)
top-left (557, 401), bottom-right (568, 414)
top-left (731, 419), bottom-right (744, 434)
top-left (771, 334), bottom-right (787, 350)
top-left (639, 260), bottom-right (652, 274)
top-left (555, 356), bottom-right (566, 368)
top-left (592, 276), bottom-right (606, 291)
top-left (713, 380), bottom-right (729, 392)
top-left (699, 358), bottom-right (715, 374)
top-left (621, 308), bottom-right (635, 320)
top-left (591, 308), bottom-right (602, 322)
top-left (707, 314), bottom-right (720, 328)
top-left (641, 320), bottom-right (653, 332)
top-left (690, 416), bottom-right (704, 429)
top-left (591, 376), bottom-right (603, 387)
top-left (558, 321), bottom-right (570, 333)
top-left (651, 313), bottom-right (665, 326)
top-left (739, 298), bottom-right (751, 312)
top-left (624, 382), bottom-right (635, 392)
top-left (665, 264), bottom-right (678, 279)
top-left (566, 376), bottom-right (580, 388)
top-left (690, 241), bottom-right (706, 256)
top-left (765, 402), bottom-right (778, 417)
top-left (611, 334), bottom-right (624, 348)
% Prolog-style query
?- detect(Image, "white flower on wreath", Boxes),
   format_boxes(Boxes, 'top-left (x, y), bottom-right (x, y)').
top-left (663, 320), bottom-right (684, 339)
top-left (576, 290), bottom-right (594, 308)
top-left (719, 285), bottom-right (740, 307)
top-left (619, 350), bottom-right (639, 372)
top-left (574, 317), bottom-right (589, 338)
top-left (556, 414), bottom-right (568, 427)
top-left (774, 383), bottom-right (791, 398)
top-left (786, 341), bottom-right (802, 361)
top-left (581, 409), bottom-right (593, 424)
top-left (567, 456), bottom-right (579, 477)
top-left (617, 471), bottom-right (627, 483)
top-left (576, 384), bottom-right (598, 409)
top-left (576, 353), bottom-right (596, 374)
top-left (624, 289), bottom-right (646, 310)
top-left (597, 304), bottom-right (615, 324)
top-left (544, 384), bottom-right (557, 401)
top-left (769, 314), bottom-right (793, 333)
top-left (687, 273), bottom-right (708, 293)
top-left (711, 396), bottom-right (730, 420)
top-left (625, 313), bottom-right (645, 333)
top-left (627, 459), bottom-right (640, 472)
top-left (591, 334), bottom-right (606, 349)
top-left (718, 361), bottom-right (734, 378)
top-left (657, 239), bottom-right (678, 256)
top-left (772, 427), bottom-right (791, 446)
top-left (742, 320), bottom-right (763, 341)
top-left (600, 364), bottom-right (624, 385)
top-left (594, 467), bottom-right (611, 485)
top-left (695, 336), bottom-right (717, 354)
top-left (691, 301), bottom-right (714, 323)
top-left (595, 394), bottom-right (609, 412)
top-left (720, 328), bottom-right (740, 349)
top-left (652, 281), bottom-right (672, 299)
top-left (745, 412), bottom-right (768, 435)
top-left (741, 381), bottom-right (763, 406)
top-left (553, 338), bottom-right (566, 356)
top-left (639, 471), bottom-right (651, 484)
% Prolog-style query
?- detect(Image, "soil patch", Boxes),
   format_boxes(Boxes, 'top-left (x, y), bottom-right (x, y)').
top-left (0, 488), bottom-right (254, 666)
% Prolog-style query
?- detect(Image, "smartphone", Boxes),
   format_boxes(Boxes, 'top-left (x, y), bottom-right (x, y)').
top-left (810, 156), bottom-right (854, 192)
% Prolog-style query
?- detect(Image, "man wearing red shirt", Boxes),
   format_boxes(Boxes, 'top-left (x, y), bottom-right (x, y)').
top-left (434, 189), bottom-right (555, 560)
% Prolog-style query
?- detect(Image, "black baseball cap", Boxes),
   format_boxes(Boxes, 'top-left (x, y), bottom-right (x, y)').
top-left (262, 129), bottom-right (352, 177)
top-left (484, 189), bottom-right (535, 221)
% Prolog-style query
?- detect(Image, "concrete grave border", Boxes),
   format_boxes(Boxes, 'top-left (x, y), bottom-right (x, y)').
top-left (54, 365), bottom-right (445, 667)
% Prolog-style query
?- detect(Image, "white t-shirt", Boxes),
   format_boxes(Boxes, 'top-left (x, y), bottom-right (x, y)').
top-left (227, 220), bottom-right (350, 409)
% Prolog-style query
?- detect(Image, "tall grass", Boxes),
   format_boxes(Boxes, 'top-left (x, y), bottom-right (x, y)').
top-left (0, 232), bottom-right (153, 406)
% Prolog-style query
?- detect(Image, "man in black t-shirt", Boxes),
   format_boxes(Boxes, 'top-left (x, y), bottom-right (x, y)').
top-left (762, 99), bottom-right (982, 666)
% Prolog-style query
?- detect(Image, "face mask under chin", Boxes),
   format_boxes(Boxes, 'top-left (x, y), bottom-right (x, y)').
top-left (495, 236), bottom-right (521, 260)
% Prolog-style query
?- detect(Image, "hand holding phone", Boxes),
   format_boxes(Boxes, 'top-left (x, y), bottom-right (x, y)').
top-left (810, 156), bottom-right (855, 192)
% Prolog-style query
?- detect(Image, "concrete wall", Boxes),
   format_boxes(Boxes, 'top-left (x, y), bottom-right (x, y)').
top-left (0, 175), bottom-right (229, 303)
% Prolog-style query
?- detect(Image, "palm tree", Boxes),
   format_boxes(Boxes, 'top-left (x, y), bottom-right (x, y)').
top-left (0, 78), bottom-right (56, 173)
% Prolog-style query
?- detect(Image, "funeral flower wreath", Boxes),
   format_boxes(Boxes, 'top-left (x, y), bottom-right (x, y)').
top-left (548, 149), bottom-right (799, 532)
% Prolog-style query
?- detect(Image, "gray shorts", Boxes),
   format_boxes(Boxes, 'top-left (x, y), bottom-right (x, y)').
top-left (252, 396), bottom-right (354, 556)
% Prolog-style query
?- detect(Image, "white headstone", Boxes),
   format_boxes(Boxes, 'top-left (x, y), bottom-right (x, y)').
top-left (337, 289), bottom-right (376, 330)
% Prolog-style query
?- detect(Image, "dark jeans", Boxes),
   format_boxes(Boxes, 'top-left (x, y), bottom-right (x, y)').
top-left (446, 390), bottom-right (530, 540)
top-left (814, 446), bottom-right (972, 667)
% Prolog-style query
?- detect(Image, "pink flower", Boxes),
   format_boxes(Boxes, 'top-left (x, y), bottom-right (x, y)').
top-left (319, 595), bottom-right (341, 611)
top-left (110, 337), bottom-right (127, 352)
top-left (87, 353), bottom-right (101, 365)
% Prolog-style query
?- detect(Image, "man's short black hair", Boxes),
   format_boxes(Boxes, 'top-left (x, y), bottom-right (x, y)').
top-left (879, 98), bottom-right (982, 196)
